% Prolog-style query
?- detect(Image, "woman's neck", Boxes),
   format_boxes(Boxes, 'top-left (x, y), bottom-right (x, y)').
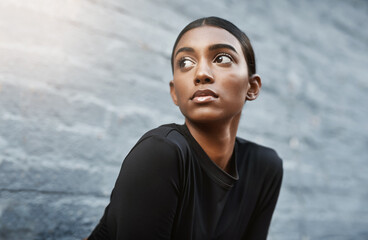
top-left (185, 113), bottom-right (241, 172)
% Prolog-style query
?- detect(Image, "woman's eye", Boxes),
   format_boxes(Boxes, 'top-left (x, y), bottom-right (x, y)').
top-left (179, 58), bottom-right (195, 69)
top-left (214, 54), bottom-right (232, 64)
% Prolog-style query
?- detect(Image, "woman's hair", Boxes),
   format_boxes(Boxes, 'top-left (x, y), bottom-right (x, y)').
top-left (171, 16), bottom-right (256, 76)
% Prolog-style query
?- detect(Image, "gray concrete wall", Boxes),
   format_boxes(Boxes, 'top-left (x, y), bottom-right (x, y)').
top-left (0, 0), bottom-right (367, 239)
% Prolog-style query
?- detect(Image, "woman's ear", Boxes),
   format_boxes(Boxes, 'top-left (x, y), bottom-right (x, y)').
top-left (169, 81), bottom-right (178, 105)
top-left (246, 74), bottom-right (262, 101)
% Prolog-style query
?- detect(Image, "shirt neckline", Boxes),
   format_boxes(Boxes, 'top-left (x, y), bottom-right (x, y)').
top-left (175, 123), bottom-right (239, 189)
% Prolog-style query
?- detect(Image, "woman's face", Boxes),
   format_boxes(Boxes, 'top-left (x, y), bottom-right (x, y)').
top-left (170, 26), bottom-right (252, 124)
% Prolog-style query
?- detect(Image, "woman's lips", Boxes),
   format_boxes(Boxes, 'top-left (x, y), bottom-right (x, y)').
top-left (191, 89), bottom-right (218, 103)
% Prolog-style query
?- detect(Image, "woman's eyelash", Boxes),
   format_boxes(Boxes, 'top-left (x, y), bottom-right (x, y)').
top-left (177, 57), bottom-right (194, 68)
top-left (214, 53), bottom-right (233, 61)
top-left (177, 57), bottom-right (187, 66)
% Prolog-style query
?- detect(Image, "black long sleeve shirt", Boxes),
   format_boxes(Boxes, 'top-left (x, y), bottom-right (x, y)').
top-left (88, 123), bottom-right (283, 240)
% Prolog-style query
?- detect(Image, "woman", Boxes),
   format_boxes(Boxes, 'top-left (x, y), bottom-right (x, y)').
top-left (87, 16), bottom-right (283, 240)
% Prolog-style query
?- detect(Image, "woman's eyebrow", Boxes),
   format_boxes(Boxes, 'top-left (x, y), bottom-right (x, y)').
top-left (175, 44), bottom-right (237, 57)
top-left (175, 47), bottom-right (194, 57)
top-left (209, 44), bottom-right (237, 54)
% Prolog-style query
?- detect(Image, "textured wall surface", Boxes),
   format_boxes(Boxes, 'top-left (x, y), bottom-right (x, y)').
top-left (1, 0), bottom-right (367, 239)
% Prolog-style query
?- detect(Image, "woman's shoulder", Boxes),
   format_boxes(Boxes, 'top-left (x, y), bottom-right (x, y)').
top-left (120, 124), bottom-right (191, 176)
top-left (236, 137), bottom-right (283, 172)
top-left (139, 123), bottom-right (189, 148)
top-left (128, 123), bottom-right (191, 161)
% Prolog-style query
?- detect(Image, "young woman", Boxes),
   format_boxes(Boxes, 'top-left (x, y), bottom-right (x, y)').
top-left (87, 16), bottom-right (283, 240)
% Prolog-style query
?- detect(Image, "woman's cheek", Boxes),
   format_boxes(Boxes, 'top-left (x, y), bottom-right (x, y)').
top-left (224, 75), bottom-right (248, 97)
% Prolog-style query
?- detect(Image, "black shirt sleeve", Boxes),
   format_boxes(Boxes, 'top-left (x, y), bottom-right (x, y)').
top-left (244, 148), bottom-right (283, 240)
top-left (89, 135), bottom-right (183, 240)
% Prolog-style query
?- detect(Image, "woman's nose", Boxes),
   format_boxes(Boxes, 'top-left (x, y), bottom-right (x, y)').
top-left (194, 61), bottom-right (214, 85)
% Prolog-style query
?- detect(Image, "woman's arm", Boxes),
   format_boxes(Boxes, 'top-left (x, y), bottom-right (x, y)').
top-left (88, 136), bottom-right (182, 239)
top-left (244, 157), bottom-right (283, 240)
